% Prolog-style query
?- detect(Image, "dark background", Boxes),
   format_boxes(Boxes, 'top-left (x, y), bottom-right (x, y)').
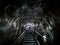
top-left (0, 0), bottom-right (60, 17)
top-left (0, 0), bottom-right (60, 45)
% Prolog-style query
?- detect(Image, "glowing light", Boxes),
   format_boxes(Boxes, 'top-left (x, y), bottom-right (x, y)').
top-left (13, 22), bottom-right (16, 28)
top-left (48, 26), bottom-right (52, 30)
top-left (24, 22), bottom-right (35, 27)
top-left (24, 22), bottom-right (35, 31)
top-left (43, 35), bottom-right (47, 42)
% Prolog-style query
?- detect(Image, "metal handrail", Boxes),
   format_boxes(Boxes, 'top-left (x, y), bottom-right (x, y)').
top-left (34, 30), bottom-right (43, 37)
top-left (35, 36), bottom-right (40, 45)
top-left (11, 31), bottom-right (26, 45)
top-left (43, 18), bottom-right (50, 26)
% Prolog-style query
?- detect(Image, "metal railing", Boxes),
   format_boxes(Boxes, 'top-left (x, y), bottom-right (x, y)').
top-left (11, 31), bottom-right (26, 45)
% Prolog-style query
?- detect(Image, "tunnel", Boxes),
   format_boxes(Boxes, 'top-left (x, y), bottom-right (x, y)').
top-left (0, 0), bottom-right (60, 45)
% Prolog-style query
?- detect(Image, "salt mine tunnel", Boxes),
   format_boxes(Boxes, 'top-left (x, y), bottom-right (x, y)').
top-left (0, 0), bottom-right (60, 45)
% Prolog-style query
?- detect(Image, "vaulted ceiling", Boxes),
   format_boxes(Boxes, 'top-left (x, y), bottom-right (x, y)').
top-left (0, 0), bottom-right (60, 17)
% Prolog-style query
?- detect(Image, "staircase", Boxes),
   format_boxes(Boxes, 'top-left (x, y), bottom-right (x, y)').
top-left (23, 32), bottom-right (37, 45)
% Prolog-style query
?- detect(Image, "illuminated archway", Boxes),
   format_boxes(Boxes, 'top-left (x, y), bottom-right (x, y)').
top-left (23, 22), bottom-right (35, 32)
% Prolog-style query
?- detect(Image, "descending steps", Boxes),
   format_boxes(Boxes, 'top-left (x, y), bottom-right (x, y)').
top-left (23, 32), bottom-right (37, 45)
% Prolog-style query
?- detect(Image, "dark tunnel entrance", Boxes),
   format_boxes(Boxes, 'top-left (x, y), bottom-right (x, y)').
top-left (0, 0), bottom-right (60, 45)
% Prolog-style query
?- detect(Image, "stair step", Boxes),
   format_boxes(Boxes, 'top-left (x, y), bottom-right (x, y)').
top-left (24, 37), bottom-right (33, 38)
top-left (24, 40), bottom-right (36, 43)
top-left (24, 39), bottom-right (34, 41)
top-left (23, 33), bottom-right (37, 45)
top-left (23, 43), bottom-right (37, 45)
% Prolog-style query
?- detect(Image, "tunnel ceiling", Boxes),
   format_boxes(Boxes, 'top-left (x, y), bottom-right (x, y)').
top-left (0, 0), bottom-right (60, 17)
